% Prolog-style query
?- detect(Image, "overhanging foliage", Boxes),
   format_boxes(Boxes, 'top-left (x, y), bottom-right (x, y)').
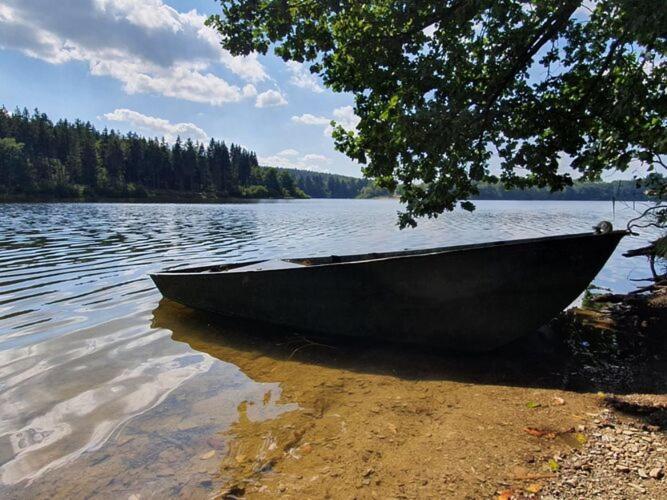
top-left (208, 0), bottom-right (666, 226)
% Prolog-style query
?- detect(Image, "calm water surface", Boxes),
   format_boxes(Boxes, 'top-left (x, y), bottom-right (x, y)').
top-left (0, 199), bottom-right (658, 497)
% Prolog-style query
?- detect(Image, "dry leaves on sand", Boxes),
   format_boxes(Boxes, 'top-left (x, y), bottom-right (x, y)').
top-left (497, 489), bottom-right (514, 500)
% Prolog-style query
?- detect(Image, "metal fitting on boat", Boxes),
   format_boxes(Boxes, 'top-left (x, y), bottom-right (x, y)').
top-left (593, 221), bottom-right (613, 234)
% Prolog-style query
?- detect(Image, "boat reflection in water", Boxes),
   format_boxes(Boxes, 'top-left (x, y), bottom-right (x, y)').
top-left (154, 300), bottom-right (603, 499)
top-left (158, 299), bottom-right (574, 387)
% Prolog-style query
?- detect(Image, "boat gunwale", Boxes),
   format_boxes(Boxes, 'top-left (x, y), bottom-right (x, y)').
top-left (151, 230), bottom-right (627, 277)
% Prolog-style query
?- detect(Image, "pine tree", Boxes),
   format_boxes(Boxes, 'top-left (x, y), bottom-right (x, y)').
top-left (65, 139), bottom-right (82, 183)
top-left (196, 142), bottom-right (209, 191)
top-left (207, 139), bottom-right (220, 191)
top-left (172, 137), bottom-right (183, 190)
top-left (263, 168), bottom-right (282, 197)
top-left (125, 133), bottom-right (144, 184)
top-left (0, 106), bottom-right (320, 200)
top-left (278, 170), bottom-right (296, 197)
top-left (81, 134), bottom-right (99, 188)
top-left (220, 141), bottom-right (233, 193)
top-left (104, 133), bottom-right (125, 189)
top-left (182, 139), bottom-right (197, 191)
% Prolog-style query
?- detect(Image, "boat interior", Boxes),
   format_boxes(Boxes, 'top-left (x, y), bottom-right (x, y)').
top-left (156, 230), bottom-right (619, 275)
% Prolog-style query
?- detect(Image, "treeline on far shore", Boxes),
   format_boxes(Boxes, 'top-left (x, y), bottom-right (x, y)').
top-left (0, 106), bottom-right (376, 202)
top-left (1, 106), bottom-right (662, 204)
top-left (282, 172), bottom-right (664, 203)
top-left (276, 168), bottom-right (372, 199)
top-left (0, 107), bottom-right (314, 201)
top-left (473, 177), bottom-right (663, 201)
top-left (357, 177), bottom-right (663, 202)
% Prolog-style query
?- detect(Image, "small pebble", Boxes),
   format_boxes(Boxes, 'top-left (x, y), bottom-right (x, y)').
top-left (649, 466), bottom-right (664, 479)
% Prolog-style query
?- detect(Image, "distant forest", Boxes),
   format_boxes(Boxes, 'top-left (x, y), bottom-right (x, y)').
top-left (0, 107), bottom-right (367, 201)
top-left (0, 107), bottom-right (660, 204)
top-left (474, 178), bottom-right (659, 202)
top-left (277, 168), bottom-right (372, 199)
top-left (358, 177), bottom-right (659, 202)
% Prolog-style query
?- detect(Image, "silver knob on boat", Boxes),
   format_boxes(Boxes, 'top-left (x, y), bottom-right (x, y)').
top-left (593, 221), bottom-right (613, 234)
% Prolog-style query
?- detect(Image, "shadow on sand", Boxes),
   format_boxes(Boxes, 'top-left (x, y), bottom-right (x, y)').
top-left (151, 299), bottom-right (630, 393)
top-left (152, 299), bottom-right (666, 498)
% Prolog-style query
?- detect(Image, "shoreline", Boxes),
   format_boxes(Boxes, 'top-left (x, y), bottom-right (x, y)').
top-left (0, 194), bottom-right (305, 205)
top-left (0, 196), bottom-right (649, 204)
top-left (536, 283), bottom-right (667, 498)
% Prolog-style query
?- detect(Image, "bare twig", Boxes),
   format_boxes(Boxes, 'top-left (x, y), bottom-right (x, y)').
top-left (626, 204), bottom-right (666, 234)
top-left (286, 335), bottom-right (338, 360)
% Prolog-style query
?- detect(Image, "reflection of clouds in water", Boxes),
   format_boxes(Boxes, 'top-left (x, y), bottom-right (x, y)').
top-left (1, 345), bottom-right (213, 485)
top-left (0, 310), bottom-right (214, 485)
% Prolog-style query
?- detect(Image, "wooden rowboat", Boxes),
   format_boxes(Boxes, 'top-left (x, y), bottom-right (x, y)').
top-left (151, 227), bottom-right (625, 351)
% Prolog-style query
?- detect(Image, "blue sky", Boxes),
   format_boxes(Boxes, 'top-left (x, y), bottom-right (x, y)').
top-left (0, 0), bottom-right (362, 177)
top-left (0, 0), bottom-right (649, 182)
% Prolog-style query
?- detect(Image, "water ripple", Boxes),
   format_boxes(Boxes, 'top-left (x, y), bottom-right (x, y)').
top-left (0, 200), bottom-right (658, 489)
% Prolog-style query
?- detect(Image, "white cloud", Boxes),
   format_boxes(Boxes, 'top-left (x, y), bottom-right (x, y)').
top-left (183, 8), bottom-right (268, 83)
top-left (285, 61), bottom-right (324, 93)
top-left (303, 154), bottom-right (329, 163)
top-left (291, 113), bottom-right (331, 126)
top-left (242, 84), bottom-right (258, 97)
top-left (220, 51), bottom-right (267, 83)
top-left (0, 0), bottom-right (268, 106)
top-left (259, 151), bottom-right (331, 172)
top-left (102, 108), bottom-right (208, 143)
top-left (277, 148), bottom-right (299, 157)
top-left (325, 106), bottom-right (361, 136)
top-left (293, 106), bottom-right (360, 137)
top-left (255, 89), bottom-right (288, 108)
top-left (0, 4), bottom-right (16, 22)
top-left (332, 105), bottom-right (361, 130)
top-left (94, 0), bottom-right (182, 32)
top-left (91, 59), bottom-right (254, 106)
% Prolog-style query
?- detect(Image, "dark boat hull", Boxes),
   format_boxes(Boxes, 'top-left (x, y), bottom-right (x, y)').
top-left (151, 231), bottom-right (625, 351)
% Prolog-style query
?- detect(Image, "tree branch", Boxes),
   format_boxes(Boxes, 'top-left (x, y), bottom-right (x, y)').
top-left (479, 1), bottom-right (581, 119)
top-left (398, 0), bottom-right (481, 40)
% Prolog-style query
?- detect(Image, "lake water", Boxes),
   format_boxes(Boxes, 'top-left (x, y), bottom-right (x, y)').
top-left (0, 199), bottom-right (659, 498)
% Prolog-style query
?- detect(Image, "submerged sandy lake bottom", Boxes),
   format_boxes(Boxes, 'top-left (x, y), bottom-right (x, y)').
top-left (0, 200), bottom-right (658, 497)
